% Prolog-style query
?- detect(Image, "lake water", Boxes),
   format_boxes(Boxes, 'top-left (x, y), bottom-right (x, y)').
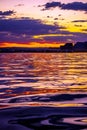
top-left (0, 53), bottom-right (87, 130)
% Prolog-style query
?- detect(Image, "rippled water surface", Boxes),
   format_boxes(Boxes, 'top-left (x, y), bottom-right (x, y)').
top-left (0, 53), bottom-right (87, 130)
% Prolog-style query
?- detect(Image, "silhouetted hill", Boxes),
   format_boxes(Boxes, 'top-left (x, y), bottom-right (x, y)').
top-left (60, 42), bottom-right (87, 52)
top-left (74, 42), bottom-right (87, 52)
top-left (60, 43), bottom-right (73, 52)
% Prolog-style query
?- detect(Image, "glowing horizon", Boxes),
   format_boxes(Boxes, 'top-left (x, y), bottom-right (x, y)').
top-left (0, 42), bottom-right (64, 48)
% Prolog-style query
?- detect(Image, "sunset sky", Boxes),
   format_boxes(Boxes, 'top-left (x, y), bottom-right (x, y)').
top-left (0, 0), bottom-right (87, 48)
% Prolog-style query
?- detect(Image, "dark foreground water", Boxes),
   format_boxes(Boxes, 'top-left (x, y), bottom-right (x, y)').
top-left (0, 53), bottom-right (87, 130)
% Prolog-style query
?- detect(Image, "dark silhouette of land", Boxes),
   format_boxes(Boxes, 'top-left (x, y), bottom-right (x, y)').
top-left (60, 41), bottom-right (87, 52)
top-left (0, 41), bottom-right (87, 53)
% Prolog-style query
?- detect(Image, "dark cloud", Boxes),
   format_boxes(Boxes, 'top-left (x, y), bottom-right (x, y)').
top-left (42, 2), bottom-right (61, 10)
top-left (42, 32), bottom-right (87, 43)
top-left (47, 16), bottom-right (52, 18)
top-left (15, 4), bottom-right (24, 7)
top-left (62, 2), bottom-right (87, 11)
top-left (73, 32), bottom-right (87, 42)
top-left (72, 20), bottom-right (87, 22)
top-left (58, 14), bottom-right (61, 16)
top-left (42, 2), bottom-right (87, 12)
top-left (0, 17), bottom-right (65, 43)
top-left (59, 18), bottom-right (65, 21)
top-left (74, 24), bottom-right (83, 27)
top-left (0, 10), bottom-right (15, 16)
top-left (0, 18), bottom-right (63, 35)
top-left (54, 18), bottom-right (58, 20)
top-left (81, 29), bottom-right (87, 32)
top-left (0, 17), bottom-right (87, 44)
top-left (44, 35), bottom-right (74, 43)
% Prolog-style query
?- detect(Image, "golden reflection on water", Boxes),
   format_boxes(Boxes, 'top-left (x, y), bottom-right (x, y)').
top-left (0, 102), bottom-right (84, 109)
top-left (0, 53), bottom-right (87, 108)
top-left (1, 87), bottom-right (87, 100)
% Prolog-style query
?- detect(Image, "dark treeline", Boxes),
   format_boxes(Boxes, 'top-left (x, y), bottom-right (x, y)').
top-left (0, 41), bottom-right (87, 53)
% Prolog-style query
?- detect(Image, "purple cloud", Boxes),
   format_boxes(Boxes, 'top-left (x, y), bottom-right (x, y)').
top-left (41, 2), bottom-right (87, 12)
top-left (0, 10), bottom-right (15, 16)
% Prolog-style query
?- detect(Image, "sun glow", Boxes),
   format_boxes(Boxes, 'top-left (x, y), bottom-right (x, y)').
top-left (0, 42), bottom-right (64, 48)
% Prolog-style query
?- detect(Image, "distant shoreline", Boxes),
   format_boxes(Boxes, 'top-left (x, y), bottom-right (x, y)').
top-left (0, 50), bottom-right (87, 53)
top-left (0, 48), bottom-right (87, 53)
